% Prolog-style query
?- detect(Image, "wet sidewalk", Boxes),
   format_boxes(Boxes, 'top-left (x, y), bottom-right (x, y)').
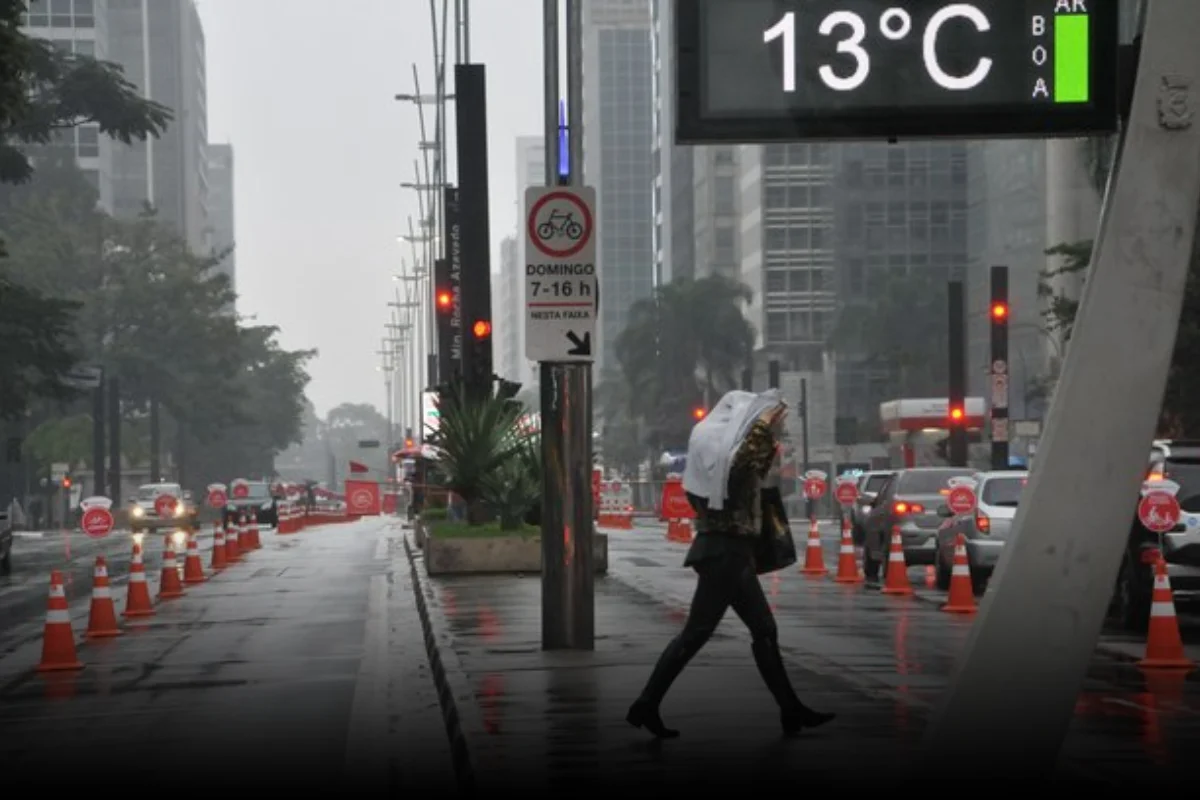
top-left (409, 526), bottom-right (1200, 790)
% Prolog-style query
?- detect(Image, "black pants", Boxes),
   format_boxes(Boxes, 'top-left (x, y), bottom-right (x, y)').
top-left (679, 551), bottom-right (777, 651)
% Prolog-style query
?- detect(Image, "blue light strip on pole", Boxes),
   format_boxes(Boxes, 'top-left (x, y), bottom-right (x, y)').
top-left (558, 99), bottom-right (570, 180)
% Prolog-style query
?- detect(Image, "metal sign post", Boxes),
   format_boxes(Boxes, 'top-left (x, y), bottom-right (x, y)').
top-left (538, 0), bottom-right (594, 651)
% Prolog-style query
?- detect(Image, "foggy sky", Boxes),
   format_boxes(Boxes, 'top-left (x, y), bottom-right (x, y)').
top-left (195, 0), bottom-right (543, 416)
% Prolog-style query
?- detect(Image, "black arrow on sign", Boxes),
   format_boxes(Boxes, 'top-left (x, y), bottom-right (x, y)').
top-left (566, 331), bottom-right (591, 357)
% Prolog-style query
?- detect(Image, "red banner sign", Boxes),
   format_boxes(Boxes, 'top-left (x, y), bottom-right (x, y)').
top-left (345, 480), bottom-right (381, 516)
top-left (659, 478), bottom-right (695, 521)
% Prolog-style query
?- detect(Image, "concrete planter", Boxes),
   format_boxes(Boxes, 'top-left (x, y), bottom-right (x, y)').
top-left (422, 526), bottom-right (609, 576)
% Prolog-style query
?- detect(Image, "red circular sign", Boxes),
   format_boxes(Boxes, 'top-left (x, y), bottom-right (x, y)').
top-left (803, 477), bottom-right (827, 500)
top-left (154, 493), bottom-right (178, 517)
top-left (1139, 490), bottom-right (1182, 533)
top-left (835, 481), bottom-right (859, 505)
top-left (231, 482), bottom-right (249, 499)
top-left (947, 485), bottom-right (977, 515)
top-left (81, 507), bottom-right (114, 539)
top-left (528, 191), bottom-right (593, 259)
top-left (207, 488), bottom-right (228, 509)
top-left (349, 489), bottom-right (372, 513)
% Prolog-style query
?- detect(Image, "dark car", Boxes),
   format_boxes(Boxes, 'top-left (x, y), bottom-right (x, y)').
top-left (1111, 440), bottom-right (1200, 630)
top-left (847, 470), bottom-right (894, 545)
top-left (861, 466), bottom-right (980, 581)
top-left (222, 480), bottom-right (280, 528)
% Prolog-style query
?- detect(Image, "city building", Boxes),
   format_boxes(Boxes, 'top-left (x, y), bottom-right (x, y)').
top-left (497, 136), bottom-right (547, 388)
top-left (107, 0), bottom-right (210, 253)
top-left (19, 0), bottom-right (115, 212)
top-left (582, 0), bottom-right (654, 373)
top-left (493, 236), bottom-right (520, 384)
top-left (206, 143), bottom-right (235, 292)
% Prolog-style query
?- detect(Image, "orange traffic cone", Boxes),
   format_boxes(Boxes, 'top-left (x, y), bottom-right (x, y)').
top-left (123, 541), bottom-right (156, 618)
top-left (1139, 557), bottom-right (1196, 670)
top-left (800, 517), bottom-right (827, 576)
top-left (225, 519), bottom-right (242, 562)
top-left (37, 571), bottom-right (84, 672)
top-left (84, 556), bottom-right (122, 638)
top-left (833, 520), bottom-right (863, 584)
top-left (941, 534), bottom-right (977, 614)
top-left (238, 514), bottom-right (254, 552)
top-left (248, 518), bottom-right (262, 549)
top-left (158, 536), bottom-right (186, 600)
top-left (210, 523), bottom-right (227, 571)
top-left (182, 534), bottom-right (207, 584)
top-left (881, 530), bottom-right (914, 596)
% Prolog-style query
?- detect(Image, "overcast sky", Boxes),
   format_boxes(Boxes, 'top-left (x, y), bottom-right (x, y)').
top-left (195, 0), bottom-right (543, 417)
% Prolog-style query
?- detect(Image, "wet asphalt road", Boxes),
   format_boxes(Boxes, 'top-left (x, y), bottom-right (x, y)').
top-left (0, 518), bottom-right (456, 793)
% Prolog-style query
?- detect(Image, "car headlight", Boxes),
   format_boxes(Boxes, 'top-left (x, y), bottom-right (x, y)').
top-left (131, 506), bottom-right (145, 518)
top-left (174, 503), bottom-right (186, 518)
top-left (172, 530), bottom-right (187, 548)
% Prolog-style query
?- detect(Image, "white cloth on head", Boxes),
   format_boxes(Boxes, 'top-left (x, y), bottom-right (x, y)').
top-left (682, 389), bottom-right (784, 510)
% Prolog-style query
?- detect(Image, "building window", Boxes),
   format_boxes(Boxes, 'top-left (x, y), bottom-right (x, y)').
top-left (76, 124), bottom-right (99, 157)
top-left (27, 0), bottom-right (48, 26)
top-left (767, 312), bottom-right (787, 341)
top-left (847, 259), bottom-right (865, 295)
top-left (766, 270), bottom-right (787, 293)
top-left (766, 227), bottom-right (787, 251)
top-left (50, 0), bottom-right (71, 27)
top-left (75, 39), bottom-right (95, 56)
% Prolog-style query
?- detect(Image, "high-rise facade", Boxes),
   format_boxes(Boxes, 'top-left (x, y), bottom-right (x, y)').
top-left (206, 143), bottom-right (235, 291)
top-left (493, 237), bottom-right (520, 384)
top-left (19, 0), bottom-right (115, 212)
top-left (108, 0), bottom-right (209, 253)
top-left (583, 0), bottom-right (654, 373)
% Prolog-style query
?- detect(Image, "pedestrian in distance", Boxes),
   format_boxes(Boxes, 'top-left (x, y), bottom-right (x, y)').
top-left (626, 389), bottom-right (836, 739)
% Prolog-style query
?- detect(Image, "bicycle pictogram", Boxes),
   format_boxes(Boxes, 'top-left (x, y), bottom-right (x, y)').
top-left (536, 209), bottom-right (584, 242)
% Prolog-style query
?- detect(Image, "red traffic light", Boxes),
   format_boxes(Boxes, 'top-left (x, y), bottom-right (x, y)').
top-left (61, 476), bottom-right (72, 488)
top-left (948, 406), bottom-right (965, 424)
top-left (472, 319), bottom-right (492, 339)
top-left (404, 438), bottom-right (414, 448)
top-left (436, 290), bottom-right (452, 310)
top-left (991, 302), bottom-right (1008, 321)
top-left (692, 407), bottom-right (706, 420)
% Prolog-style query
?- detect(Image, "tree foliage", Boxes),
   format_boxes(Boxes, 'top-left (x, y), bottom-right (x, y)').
top-left (0, 1), bottom-right (171, 184)
top-left (829, 270), bottom-right (949, 398)
top-left (0, 273), bottom-right (80, 419)
top-left (607, 275), bottom-right (756, 455)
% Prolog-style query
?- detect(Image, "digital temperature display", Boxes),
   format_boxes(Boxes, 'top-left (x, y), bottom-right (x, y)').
top-left (675, 0), bottom-right (1119, 143)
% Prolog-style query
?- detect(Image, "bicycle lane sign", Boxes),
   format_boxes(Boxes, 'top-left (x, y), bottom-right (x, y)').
top-left (524, 185), bottom-right (598, 363)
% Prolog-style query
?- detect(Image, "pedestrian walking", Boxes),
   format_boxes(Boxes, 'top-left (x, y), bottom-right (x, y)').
top-left (626, 389), bottom-right (836, 739)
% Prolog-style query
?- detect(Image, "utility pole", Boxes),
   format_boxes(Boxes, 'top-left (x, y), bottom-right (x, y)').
top-left (540, 0), bottom-right (594, 651)
top-left (989, 266), bottom-right (1010, 470)
top-left (947, 281), bottom-right (968, 467)
top-left (92, 376), bottom-right (105, 498)
top-left (800, 377), bottom-right (811, 517)
top-left (107, 377), bottom-right (121, 505)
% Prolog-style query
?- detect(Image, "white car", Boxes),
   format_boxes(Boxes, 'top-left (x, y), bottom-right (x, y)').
top-left (128, 483), bottom-right (198, 532)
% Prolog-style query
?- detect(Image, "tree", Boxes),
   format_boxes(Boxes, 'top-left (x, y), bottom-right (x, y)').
top-left (0, 1), bottom-right (171, 184)
top-left (829, 270), bottom-right (950, 398)
top-left (612, 275), bottom-right (756, 451)
top-left (323, 402), bottom-right (391, 475)
top-left (0, 274), bottom-right (80, 419)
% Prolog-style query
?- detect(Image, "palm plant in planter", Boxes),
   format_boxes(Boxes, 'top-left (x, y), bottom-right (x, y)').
top-left (480, 431), bottom-right (542, 530)
top-left (427, 382), bottom-right (527, 525)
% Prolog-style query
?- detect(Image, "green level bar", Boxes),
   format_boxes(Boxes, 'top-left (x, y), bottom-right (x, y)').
top-left (1054, 14), bottom-right (1090, 104)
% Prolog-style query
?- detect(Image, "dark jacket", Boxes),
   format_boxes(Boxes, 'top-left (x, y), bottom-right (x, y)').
top-left (682, 418), bottom-right (781, 568)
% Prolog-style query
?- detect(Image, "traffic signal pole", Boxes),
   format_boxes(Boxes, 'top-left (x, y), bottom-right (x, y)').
top-left (540, 0), bottom-right (594, 651)
top-left (989, 266), bottom-right (1010, 470)
top-left (922, 1), bottom-right (1200, 776)
top-left (947, 281), bottom-right (968, 467)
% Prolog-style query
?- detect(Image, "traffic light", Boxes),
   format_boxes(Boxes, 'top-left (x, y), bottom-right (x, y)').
top-left (948, 404), bottom-right (965, 425)
top-left (693, 407), bottom-right (707, 421)
top-left (472, 319), bottom-right (492, 339)
top-left (947, 280), bottom-right (968, 467)
top-left (990, 266), bottom-right (1010, 469)
top-left (436, 290), bottom-right (452, 311)
top-left (61, 476), bottom-right (72, 489)
top-left (465, 318), bottom-right (493, 400)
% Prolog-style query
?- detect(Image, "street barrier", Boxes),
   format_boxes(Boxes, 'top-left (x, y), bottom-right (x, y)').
top-left (659, 478), bottom-right (694, 544)
top-left (84, 556), bottom-right (121, 639)
top-left (37, 571), bottom-right (83, 672)
top-left (941, 534), bottom-right (977, 615)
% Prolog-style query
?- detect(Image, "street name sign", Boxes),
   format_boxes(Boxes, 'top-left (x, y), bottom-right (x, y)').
top-left (675, 0), bottom-right (1119, 143)
top-left (524, 186), bottom-right (598, 363)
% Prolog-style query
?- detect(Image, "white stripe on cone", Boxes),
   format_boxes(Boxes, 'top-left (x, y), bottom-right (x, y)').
top-left (92, 587), bottom-right (111, 599)
top-left (952, 563), bottom-right (970, 576)
top-left (49, 585), bottom-right (65, 598)
top-left (129, 572), bottom-right (146, 583)
top-left (45, 609), bottom-right (70, 624)
top-left (1150, 601), bottom-right (1177, 617)
top-left (95, 567), bottom-right (108, 578)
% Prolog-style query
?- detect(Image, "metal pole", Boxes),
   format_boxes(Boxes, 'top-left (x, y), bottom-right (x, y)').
top-left (540, 0), bottom-right (594, 651)
top-left (107, 377), bottom-right (121, 505)
top-left (462, 0), bottom-right (470, 63)
top-left (800, 377), bottom-right (811, 518)
top-left (92, 378), bottom-right (105, 498)
top-left (453, 0), bottom-right (461, 64)
top-left (989, 265), bottom-right (1010, 470)
top-left (920, 0), bottom-right (1200, 776)
top-left (947, 281), bottom-right (968, 467)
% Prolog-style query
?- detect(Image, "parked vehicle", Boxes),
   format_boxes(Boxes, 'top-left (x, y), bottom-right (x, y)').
top-left (1111, 439), bottom-right (1200, 630)
top-left (934, 470), bottom-right (1028, 593)
top-left (223, 480), bottom-right (280, 528)
top-left (128, 483), bottom-right (198, 533)
top-left (860, 467), bottom-right (979, 581)
top-left (846, 470), bottom-right (894, 545)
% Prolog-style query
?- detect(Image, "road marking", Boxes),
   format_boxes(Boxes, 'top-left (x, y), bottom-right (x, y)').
top-left (342, 539), bottom-right (392, 790)
top-left (13, 532), bottom-right (43, 539)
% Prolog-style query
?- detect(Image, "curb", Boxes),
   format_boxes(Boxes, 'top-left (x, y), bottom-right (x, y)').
top-left (403, 534), bottom-right (488, 797)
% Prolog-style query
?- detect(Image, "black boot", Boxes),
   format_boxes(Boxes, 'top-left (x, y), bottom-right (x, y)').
top-left (751, 638), bottom-right (836, 736)
top-left (627, 636), bottom-right (692, 738)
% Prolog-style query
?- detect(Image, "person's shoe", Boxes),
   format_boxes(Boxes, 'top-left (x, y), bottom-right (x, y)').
top-left (626, 698), bottom-right (680, 739)
top-left (781, 705), bottom-right (836, 736)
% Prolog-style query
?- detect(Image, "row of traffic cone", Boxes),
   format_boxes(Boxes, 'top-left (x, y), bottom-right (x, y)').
top-left (807, 518), bottom-right (1196, 674)
top-left (38, 513), bottom-right (265, 672)
top-left (665, 518), bottom-right (693, 544)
